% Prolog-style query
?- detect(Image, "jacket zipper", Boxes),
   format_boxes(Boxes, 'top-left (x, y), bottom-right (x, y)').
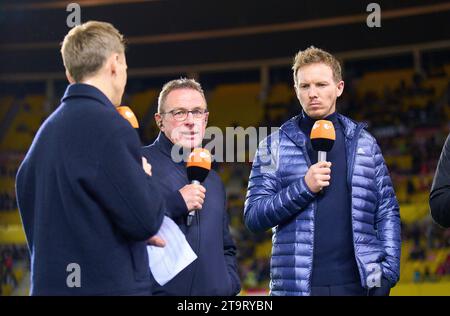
top-left (298, 141), bottom-right (316, 294)
top-left (347, 124), bottom-right (367, 288)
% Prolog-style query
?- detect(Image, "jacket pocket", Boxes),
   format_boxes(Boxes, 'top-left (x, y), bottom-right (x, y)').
top-left (129, 241), bottom-right (150, 281)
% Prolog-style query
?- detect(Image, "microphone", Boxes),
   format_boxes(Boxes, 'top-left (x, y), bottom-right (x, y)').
top-left (310, 120), bottom-right (335, 162)
top-left (117, 106), bottom-right (139, 128)
top-left (186, 148), bottom-right (212, 226)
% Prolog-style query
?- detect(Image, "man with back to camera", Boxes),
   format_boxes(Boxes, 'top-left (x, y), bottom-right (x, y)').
top-left (244, 46), bottom-right (401, 296)
top-left (142, 78), bottom-right (241, 296)
top-left (430, 133), bottom-right (450, 228)
top-left (15, 21), bottom-right (165, 295)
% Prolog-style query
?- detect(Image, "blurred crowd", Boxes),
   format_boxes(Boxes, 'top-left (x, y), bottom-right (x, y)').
top-left (0, 159), bottom-right (19, 212)
top-left (0, 245), bottom-right (28, 295)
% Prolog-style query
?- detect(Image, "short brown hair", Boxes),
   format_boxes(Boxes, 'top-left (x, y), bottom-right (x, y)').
top-left (61, 21), bottom-right (125, 82)
top-left (292, 46), bottom-right (342, 86)
top-left (157, 78), bottom-right (206, 113)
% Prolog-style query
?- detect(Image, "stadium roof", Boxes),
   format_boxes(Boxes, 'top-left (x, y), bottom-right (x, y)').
top-left (0, 0), bottom-right (449, 80)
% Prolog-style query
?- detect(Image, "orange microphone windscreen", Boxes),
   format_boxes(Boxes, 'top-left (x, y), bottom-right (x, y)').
top-left (187, 148), bottom-right (212, 183)
top-left (310, 120), bottom-right (336, 152)
top-left (310, 120), bottom-right (336, 140)
top-left (187, 148), bottom-right (212, 170)
top-left (117, 106), bottom-right (139, 128)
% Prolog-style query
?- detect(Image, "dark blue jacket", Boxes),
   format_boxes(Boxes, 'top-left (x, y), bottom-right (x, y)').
top-left (142, 132), bottom-right (241, 296)
top-left (15, 84), bottom-right (165, 295)
top-left (430, 133), bottom-right (450, 228)
top-left (244, 113), bottom-right (401, 295)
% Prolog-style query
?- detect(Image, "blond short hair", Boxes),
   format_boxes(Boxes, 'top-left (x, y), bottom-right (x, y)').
top-left (157, 78), bottom-right (206, 113)
top-left (61, 21), bottom-right (125, 82)
top-left (292, 46), bottom-right (342, 86)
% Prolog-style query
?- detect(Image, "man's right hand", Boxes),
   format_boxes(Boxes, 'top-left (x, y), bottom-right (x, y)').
top-left (179, 184), bottom-right (206, 211)
top-left (304, 161), bottom-right (332, 193)
top-left (147, 235), bottom-right (165, 247)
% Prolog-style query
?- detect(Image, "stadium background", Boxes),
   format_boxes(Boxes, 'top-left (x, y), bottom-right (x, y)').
top-left (0, 0), bottom-right (449, 296)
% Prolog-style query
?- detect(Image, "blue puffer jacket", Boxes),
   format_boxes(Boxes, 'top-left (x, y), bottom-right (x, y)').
top-left (244, 113), bottom-right (401, 296)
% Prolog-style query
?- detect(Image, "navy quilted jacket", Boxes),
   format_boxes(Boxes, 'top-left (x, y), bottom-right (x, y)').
top-left (244, 114), bottom-right (401, 296)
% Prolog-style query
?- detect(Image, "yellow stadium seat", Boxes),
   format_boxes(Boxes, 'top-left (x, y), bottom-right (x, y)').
top-left (399, 202), bottom-right (429, 223)
top-left (0, 211), bottom-right (22, 225)
top-left (422, 77), bottom-right (449, 98)
top-left (266, 83), bottom-right (294, 104)
top-left (0, 225), bottom-right (27, 245)
top-left (208, 83), bottom-right (263, 130)
top-left (391, 282), bottom-right (450, 296)
top-left (1, 284), bottom-right (13, 296)
top-left (0, 177), bottom-right (15, 191)
top-left (255, 240), bottom-right (272, 259)
top-left (443, 64), bottom-right (450, 76)
top-left (0, 94), bottom-right (46, 152)
top-left (356, 69), bottom-right (415, 99)
top-left (13, 267), bottom-right (24, 282)
top-left (128, 89), bottom-right (158, 124)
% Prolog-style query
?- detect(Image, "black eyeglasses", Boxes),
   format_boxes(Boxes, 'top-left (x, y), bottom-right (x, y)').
top-left (160, 109), bottom-right (208, 121)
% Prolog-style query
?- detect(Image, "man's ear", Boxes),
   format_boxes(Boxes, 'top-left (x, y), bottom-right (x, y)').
top-left (111, 53), bottom-right (119, 75)
top-left (336, 80), bottom-right (345, 97)
top-left (65, 70), bottom-right (75, 84)
top-left (294, 83), bottom-right (300, 100)
top-left (154, 113), bottom-right (164, 130)
top-left (108, 53), bottom-right (119, 77)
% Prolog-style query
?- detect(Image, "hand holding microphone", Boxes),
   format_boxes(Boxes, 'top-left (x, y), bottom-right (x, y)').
top-left (305, 120), bottom-right (335, 193)
top-left (305, 161), bottom-right (332, 193)
top-left (179, 184), bottom-right (206, 211)
top-left (185, 148), bottom-right (212, 226)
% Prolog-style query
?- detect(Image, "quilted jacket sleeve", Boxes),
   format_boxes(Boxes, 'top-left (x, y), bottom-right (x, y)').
top-left (373, 141), bottom-right (401, 286)
top-left (244, 135), bottom-right (317, 233)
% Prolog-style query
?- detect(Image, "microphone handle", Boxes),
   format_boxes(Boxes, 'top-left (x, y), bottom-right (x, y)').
top-left (318, 151), bottom-right (327, 162)
top-left (317, 151), bottom-right (327, 195)
top-left (187, 180), bottom-right (201, 226)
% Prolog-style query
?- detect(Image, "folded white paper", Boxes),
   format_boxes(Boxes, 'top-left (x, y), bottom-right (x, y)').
top-left (147, 216), bottom-right (197, 286)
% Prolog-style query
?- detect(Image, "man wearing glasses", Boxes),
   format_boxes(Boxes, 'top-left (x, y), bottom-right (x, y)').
top-left (142, 78), bottom-right (241, 296)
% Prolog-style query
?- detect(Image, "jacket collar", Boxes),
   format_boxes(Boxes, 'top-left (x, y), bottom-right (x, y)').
top-left (153, 132), bottom-right (189, 165)
top-left (279, 115), bottom-right (307, 148)
top-left (279, 111), bottom-right (367, 147)
top-left (61, 83), bottom-right (116, 110)
top-left (154, 131), bottom-right (174, 158)
top-left (336, 113), bottom-right (368, 139)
